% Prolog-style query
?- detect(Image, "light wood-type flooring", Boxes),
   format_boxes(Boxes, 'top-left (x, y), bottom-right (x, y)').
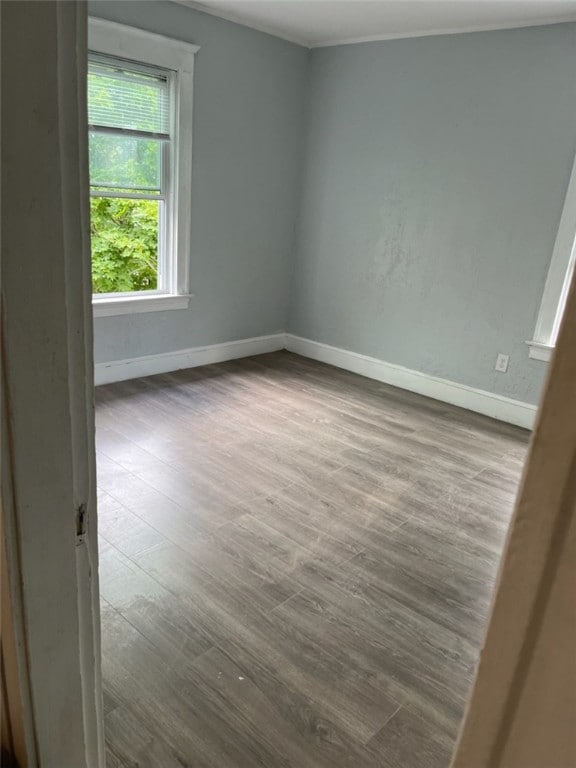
top-left (95, 351), bottom-right (529, 768)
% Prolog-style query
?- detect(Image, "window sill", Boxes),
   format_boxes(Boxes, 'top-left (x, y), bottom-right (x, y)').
top-left (93, 294), bottom-right (191, 318)
top-left (526, 340), bottom-right (553, 362)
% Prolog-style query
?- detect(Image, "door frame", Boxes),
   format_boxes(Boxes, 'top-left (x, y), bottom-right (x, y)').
top-left (1, 1), bottom-right (104, 765)
top-left (451, 220), bottom-right (576, 765)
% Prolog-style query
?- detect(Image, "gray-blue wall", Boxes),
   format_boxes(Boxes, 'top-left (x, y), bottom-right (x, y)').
top-left (89, 1), bottom-right (308, 363)
top-left (90, 7), bottom-right (574, 407)
top-left (289, 24), bottom-right (576, 404)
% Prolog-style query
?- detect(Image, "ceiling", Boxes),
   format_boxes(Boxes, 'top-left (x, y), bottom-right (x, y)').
top-left (174, 0), bottom-right (576, 47)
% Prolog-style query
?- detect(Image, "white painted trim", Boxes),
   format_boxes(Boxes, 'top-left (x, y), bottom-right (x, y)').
top-left (96, 331), bottom-right (538, 426)
top-left (94, 334), bottom-right (285, 385)
top-left (529, 149), bottom-right (576, 358)
top-left (93, 294), bottom-right (191, 317)
top-left (526, 340), bottom-right (553, 362)
top-left (285, 335), bottom-right (537, 429)
top-left (4, 4), bottom-right (104, 763)
top-left (88, 17), bottom-right (200, 60)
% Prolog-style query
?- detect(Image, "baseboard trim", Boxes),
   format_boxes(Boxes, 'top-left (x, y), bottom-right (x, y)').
top-left (94, 333), bottom-right (285, 385)
top-left (285, 334), bottom-right (537, 429)
top-left (95, 331), bottom-right (537, 428)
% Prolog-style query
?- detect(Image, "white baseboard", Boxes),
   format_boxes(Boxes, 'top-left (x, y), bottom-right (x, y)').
top-left (285, 334), bottom-right (537, 429)
top-left (94, 333), bottom-right (285, 385)
top-left (95, 331), bottom-right (537, 428)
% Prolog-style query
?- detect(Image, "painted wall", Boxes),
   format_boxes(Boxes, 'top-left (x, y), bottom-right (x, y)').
top-left (289, 24), bottom-right (576, 404)
top-left (89, 1), bottom-right (308, 364)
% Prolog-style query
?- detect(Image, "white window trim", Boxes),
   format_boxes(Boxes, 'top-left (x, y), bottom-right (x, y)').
top-left (527, 151), bottom-right (576, 362)
top-left (88, 18), bottom-right (199, 317)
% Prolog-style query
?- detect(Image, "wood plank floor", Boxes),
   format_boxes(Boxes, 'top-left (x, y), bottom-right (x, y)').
top-left (95, 351), bottom-right (529, 768)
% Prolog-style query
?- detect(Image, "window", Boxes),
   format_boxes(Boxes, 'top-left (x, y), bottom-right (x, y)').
top-left (88, 19), bottom-right (198, 317)
top-left (88, 58), bottom-right (170, 296)
top-left (527, 153), bottom-right (576, 362)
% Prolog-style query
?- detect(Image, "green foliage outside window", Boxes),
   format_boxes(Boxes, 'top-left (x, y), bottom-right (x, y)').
top-left (90, 197), bottom-right (159, 294)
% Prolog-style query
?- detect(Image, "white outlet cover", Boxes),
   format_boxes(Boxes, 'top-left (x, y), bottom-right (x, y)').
top-left (495, 354), bottom-right (509, 373)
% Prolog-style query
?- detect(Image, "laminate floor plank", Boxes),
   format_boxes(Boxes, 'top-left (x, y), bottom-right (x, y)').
top-left (247, 482), bottom-right (413, 551)
top-left (186, 645), bottom-right (398, 768)
top-left (366, 706), bottom-right (454, 768)
top-left (132, 543), bottom-right (402, 745)
top-left (96, 351), bottom-right (529, 767)
top-left (271, 577), bottom-right (477, 739)
top-left (98, 498), bottom-right (170, 559)
top-left (99, 542), bottom-right (216, 665)
top-left (101, 604), bottom-right (291, 768)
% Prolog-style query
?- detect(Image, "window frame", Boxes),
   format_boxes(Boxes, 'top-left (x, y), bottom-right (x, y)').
top-left (527, 151), bottom-right (576, 362)
top-left (88, 18), bottom-right (199, 317)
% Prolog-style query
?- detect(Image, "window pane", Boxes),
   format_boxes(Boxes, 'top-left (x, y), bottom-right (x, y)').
top-left (88, 59), bottom-right (170, 135)
top-left (90, 197), bottom-right (160, 294)
top-left (89, 132), bottom-right (162, 192)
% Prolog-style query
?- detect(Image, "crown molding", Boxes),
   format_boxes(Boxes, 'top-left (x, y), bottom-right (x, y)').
top-left (311, 17), bottom-right (576, 48)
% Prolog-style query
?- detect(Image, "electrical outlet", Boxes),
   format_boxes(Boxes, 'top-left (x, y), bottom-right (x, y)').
top-left (495, 353), bottom-right (509, 373)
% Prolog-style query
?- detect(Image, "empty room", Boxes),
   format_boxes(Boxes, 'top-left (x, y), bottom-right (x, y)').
top-left (3, 1), bottom-right (576, 767)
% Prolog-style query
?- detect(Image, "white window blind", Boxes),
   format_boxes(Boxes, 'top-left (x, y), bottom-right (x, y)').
top-left (88, 55), bottom-right (172, 195)
top-left (88, 59), bottom-right (171, 140)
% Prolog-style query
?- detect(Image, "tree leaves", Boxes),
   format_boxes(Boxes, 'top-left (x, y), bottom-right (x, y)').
top-left (90, 197), bottom-right (159, 293)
